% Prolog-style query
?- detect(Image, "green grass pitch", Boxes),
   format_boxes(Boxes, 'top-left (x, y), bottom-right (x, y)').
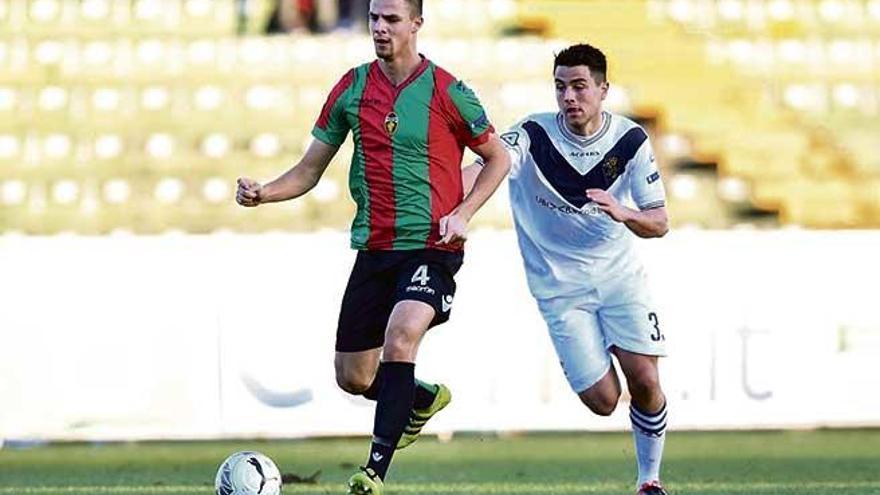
top-left (2, 430), bottom-right (880, 494)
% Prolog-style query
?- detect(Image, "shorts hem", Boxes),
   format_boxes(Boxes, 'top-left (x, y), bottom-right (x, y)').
top-left (335, 342), bottom-right (384, 353)
top-left (569, 361), bottom-right (613, 395)
top-left (605, 339), bottom-right (667, 358)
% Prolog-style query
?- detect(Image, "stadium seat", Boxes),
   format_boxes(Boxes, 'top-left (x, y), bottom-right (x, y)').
top-left (4, 0), bottom-right (878, 233)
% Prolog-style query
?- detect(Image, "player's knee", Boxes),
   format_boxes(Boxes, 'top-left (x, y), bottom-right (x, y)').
top-left (579, 391), bottom-right (619, 416)
top-left (382, 337), bottom-right (416, 361)
top-left (335, 370), bottom-right (372, 395)
top-left (383, 325), bottom-right (421, 361)
top-left (627, 372), bottom-right (661, 402)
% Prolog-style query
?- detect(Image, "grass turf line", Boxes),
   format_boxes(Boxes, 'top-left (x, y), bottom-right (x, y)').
top-left (1, 430), bottom-right (879, 494)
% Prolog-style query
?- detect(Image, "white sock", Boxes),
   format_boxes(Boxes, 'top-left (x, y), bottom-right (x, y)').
top-left (629, 402), bottom-right (667, 487)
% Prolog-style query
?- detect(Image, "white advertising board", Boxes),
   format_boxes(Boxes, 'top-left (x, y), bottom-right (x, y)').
top-left (1, 230), bottom-right (879, 440)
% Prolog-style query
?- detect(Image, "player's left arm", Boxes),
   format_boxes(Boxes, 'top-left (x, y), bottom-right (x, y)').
top-left (586, 135), bottom-right (669, 238)
top-left (439, 80), bottom-right (511, 245)
top-left (439, 133), bottom-right (510, 245)
top-left (458, 133), bottom-right (511, 219)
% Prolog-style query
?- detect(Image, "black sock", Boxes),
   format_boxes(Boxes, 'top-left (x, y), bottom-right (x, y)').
top-left (361, 364), bottom-right (384, 401)
top-left (365, 442), bottom-right (394, 478)
top-left (361, 364), bottom-right (436, 408)
top-left (412, 379), bottom-right (438, 409)
top-left (366, 361), bottom-right (415, 480)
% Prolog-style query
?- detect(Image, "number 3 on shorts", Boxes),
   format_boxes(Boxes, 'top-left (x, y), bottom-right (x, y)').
top-left (411, 265), bottom-right (430, 286)
top-left (648, 312), bottom-right (664, 342)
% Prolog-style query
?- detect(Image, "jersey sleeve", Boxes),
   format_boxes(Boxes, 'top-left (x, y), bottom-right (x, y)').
top-left (499, 120), bottom-right (529, 180)
top-left (475, 119), bottom-right (529, 178)
top-left (311, 69), bottom-right (354, 147)
top-left (629, 137), bottom-right (666, 210)
top-left (446, 80), bottom-right (495, 148)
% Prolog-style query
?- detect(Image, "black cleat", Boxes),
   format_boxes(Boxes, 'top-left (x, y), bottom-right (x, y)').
top-left (637, 481), bottom-right (668, 495)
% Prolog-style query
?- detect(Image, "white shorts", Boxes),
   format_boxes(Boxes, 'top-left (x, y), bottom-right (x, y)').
top-left (537, 277), bottom-right (667, 393)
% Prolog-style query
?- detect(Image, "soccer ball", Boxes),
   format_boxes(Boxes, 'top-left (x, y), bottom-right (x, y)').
top-left (214, 451), bottom-right (283, 495)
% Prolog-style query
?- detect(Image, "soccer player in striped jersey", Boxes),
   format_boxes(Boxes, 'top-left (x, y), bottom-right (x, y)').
top-left (465, 44), bottom-right (670, 495)
top-left (236, 1), bottom-right (510, 493)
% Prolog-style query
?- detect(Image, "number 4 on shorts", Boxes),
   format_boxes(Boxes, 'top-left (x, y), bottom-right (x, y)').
top-left (411, 265), bottom-right (430, 286)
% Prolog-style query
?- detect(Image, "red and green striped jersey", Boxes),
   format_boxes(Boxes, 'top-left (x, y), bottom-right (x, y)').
top-left (311, 57), bottom-right (494, 251)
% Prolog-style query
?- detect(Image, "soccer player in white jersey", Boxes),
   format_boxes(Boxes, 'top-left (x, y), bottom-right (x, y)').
top-left (465, 44), bottom-right (670, 495)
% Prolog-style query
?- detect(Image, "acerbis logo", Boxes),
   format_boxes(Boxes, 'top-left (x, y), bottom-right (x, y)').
top-left (501, 131), bottom-right (520, 147)
top-left (570, 150), bottom-right (599, 158)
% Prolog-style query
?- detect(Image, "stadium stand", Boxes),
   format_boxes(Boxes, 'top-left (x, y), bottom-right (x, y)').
top-left (644, 0), bottom-right (880, 227)
top-left (1, 0), bottom-right (877, 234)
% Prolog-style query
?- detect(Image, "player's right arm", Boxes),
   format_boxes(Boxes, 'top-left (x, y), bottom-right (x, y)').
top-left (236, 139), bottom-right (339, 207)
top-left (237, 69), bottom-right (355, 207)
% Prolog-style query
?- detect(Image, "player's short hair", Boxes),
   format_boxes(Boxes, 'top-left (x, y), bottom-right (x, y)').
top-left (554, 44), bottom-right (607, 84)
top-left (404, 0), bottom-right (423, 17)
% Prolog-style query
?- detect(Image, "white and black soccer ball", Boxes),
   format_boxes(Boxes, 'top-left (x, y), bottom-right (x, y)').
top-left (214, 451), bottom-right (283, 495)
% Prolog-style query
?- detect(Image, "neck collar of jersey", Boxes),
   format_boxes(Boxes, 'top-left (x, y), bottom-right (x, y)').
top-left (556, 111), bottom-right (611, 148)
top-left (373, 54), bottom-right (430, 90)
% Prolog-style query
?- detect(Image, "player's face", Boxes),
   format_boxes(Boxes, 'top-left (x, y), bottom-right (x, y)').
top-left (369, 0), bottom-right (422, 61)
top-left (554, 65), bottom-right (608, 132)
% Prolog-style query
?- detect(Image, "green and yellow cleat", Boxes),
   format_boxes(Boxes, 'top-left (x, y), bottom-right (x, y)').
top-left (347, 466), bottom-right (384, 495)
top-left (397, 383), bottom-right (452, 450)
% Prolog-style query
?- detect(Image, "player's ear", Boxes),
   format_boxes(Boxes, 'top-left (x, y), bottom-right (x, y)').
top-left (600, 81), bottom-right (609, 101)
top-left (411, 15), bottom-right (423, 32)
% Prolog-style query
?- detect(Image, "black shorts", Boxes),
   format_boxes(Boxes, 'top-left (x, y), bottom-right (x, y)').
top-left (335, 249), bottom-right (464, 353)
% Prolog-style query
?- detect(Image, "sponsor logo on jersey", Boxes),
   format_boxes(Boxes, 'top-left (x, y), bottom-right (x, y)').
top-left (647, 171), bottom-right (660, 184)
top-left (570, 150), bottom-right (600, 158)
top-left (535, 195), bottom-right (599, 216)
top-left (500, 131), bottom-right (520, 147)
top-left (384, 112), bottom-right (399, 136)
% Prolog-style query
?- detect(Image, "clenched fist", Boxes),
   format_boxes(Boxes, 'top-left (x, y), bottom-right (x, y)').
top-left (236, 177), bottom-right (263, 207)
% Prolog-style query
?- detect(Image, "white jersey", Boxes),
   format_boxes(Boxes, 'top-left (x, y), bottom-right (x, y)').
top-left (503, 111), bottom-right (666, 300)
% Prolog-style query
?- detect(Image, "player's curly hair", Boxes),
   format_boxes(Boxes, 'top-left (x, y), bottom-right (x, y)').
top-left (554, 44), bottom-right (607, 83)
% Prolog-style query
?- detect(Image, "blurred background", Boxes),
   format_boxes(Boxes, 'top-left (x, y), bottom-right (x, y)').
top-left (1, 0), bottom-right (880, 443)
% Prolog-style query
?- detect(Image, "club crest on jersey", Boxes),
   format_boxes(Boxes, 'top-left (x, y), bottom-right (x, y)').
top-left (602, 157), bottom-right (620, 182)
top-left (384, 112), bottom-right (399, 136)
